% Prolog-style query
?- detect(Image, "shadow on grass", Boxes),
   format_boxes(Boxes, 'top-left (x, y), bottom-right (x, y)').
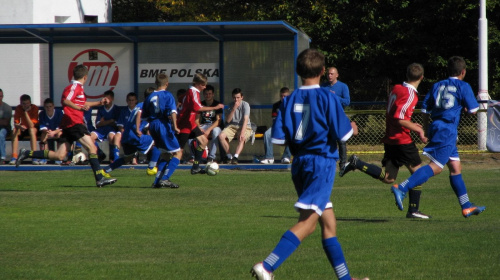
top-left (262, 215), bottom-right (390, 223)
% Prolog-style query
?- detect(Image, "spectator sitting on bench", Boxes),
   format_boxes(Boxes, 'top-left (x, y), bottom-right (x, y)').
top-left (0, 89), bottom-right (12, 165)
top-left (10, 94), bottom-right (39, 165)
top-left (219, 88), bottom-right (253, 165)
top-left (90, 90), bottom-right (120, 162)
top-left (113, 92), bottom-right (139, 164)
top-left (261, 87), bottom-right (292, 164)
top-left (36, 98), bottom-right (64, 165)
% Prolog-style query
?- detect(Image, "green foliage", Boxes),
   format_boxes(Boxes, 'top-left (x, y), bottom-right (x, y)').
top-left (0, 167), bottom-right (498, 279)
top-left (113, 0), bottom-right (500, 100)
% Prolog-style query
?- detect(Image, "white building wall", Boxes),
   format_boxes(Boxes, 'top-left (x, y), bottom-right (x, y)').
top-left (0, 0), bottom-right (111, 107)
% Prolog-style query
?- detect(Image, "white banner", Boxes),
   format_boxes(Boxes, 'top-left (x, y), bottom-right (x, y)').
top-left (53, 43), bottom-right (134, 105)
top-left (138, 63), bottom-right (219, 84)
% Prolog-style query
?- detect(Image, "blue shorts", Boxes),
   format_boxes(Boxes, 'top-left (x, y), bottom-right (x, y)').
top-left (91, 126), bottom-right (116, 141)
top-left (423, 144), bottom-right (459, 168)
top-left (149, 119), bottom-right (180, 153)
top-left (122, 134), bottom-right (154, 156)
top-left (422, 120), bottom-right (460, 168)
top-left (291, 154), bottom-right (336, 216)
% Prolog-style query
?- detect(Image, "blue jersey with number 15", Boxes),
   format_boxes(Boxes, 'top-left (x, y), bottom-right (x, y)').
top-left (271, 85), bottom-right (353, 159)
top-left (422, 77), bottom-right (479, 127)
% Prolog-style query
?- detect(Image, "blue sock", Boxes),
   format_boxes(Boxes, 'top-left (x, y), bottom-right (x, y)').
top-left (450, 174), bottom-right (472, 209)
top-left (323, 237), bottom-right (351, 280)
top-left (263, 230), bottom-right (301, 272)
top-left (154, 159), bottom-right (168, 185)
top-left (148, 147), bottom-right (161, 169)
top-left (162, 157), bottom-right (180, 180)
top-left (105, 157), bottom-right (125, 173)
top-left (399, 165), bottom-right (434, 192)
top-left (112, 145), bottom-right (120, 161)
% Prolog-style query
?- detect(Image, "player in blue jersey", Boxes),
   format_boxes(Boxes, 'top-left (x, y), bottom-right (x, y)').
top-left (36, 98), bottom-right (64, 165)
top-left (90, 90), bottom-right (121, 162)
top-left (251, 49), bottom-right (367, 280)
top-left (391, 56), bottom-right (486, 218)
top-left (141, 73), bottom-right (181, 188)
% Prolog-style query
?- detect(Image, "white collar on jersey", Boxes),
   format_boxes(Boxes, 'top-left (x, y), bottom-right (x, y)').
top-left (190, 86), bottom-right (200, 93)
top-left (299, 84), bottom-right (320, 89)
top-left (402, 82), bottom-right (418, 93)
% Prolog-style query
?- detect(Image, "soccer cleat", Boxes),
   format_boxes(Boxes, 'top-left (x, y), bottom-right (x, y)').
top-left (250, 262), bottom-right (274, 280)
top-left (102, 171), bottom-right (112, 178)
top-left (231, 157), bottom-right (238, 165)
top-left (15, 149), bottom-right (29, 168)
top-left (339, 154), bottom-right (358, 177)
top-left (260, 158), bottom-right (274, 164)
top-left (462, 204), bottom-right (486, 218)
top-left (157, 179), bottom-right (180, 189)
top-left (281, 158), bottom-right (291, 164)
top-left (146, 166), bottom-right (158, 176)
top-left (391, 185), bottom-right (406, 211)
top-left (406, 211), bottom-right (432, 219)
top-left (191, 166), bottom-right (206, 175)
top-left (96, 177), bottom-right (117, 188)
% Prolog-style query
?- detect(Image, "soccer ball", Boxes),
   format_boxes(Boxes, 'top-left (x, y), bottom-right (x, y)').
top-left (205, 162), bottom-right (219, 176)
top-left (72, 152), bottom-right (87, 164)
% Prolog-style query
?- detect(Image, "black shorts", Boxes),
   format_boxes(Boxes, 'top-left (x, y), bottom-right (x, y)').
top-left (382, 143), bottom-right (422, 168)
top-left (58, 124), bottom-right (90, 144)
top-left (176, 126), bottom-right (204, 148)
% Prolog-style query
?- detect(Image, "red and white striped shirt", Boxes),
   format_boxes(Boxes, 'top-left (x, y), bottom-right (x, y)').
top-left (382, 82), bottom-right (418, 145)
top-left (60, 81), bottom-right (86, 129)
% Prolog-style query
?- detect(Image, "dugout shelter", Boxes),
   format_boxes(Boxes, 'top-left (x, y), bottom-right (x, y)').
top-left (0, 21), bottom-right (310, 127)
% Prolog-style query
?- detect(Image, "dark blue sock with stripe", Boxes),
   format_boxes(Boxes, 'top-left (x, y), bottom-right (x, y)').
top-left (263, 230), bottom-right (300, 272)
top-left (323, 237), bottom-right (351, 280)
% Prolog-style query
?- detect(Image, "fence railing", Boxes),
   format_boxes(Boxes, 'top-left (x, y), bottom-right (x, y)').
top-left (345, 110), bottom-right (482, 153)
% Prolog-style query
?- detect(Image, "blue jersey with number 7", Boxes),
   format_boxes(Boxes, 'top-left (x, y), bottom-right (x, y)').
top-left (422, 77), bottom-right (479, 127)
top-left (271, 85), bottom-right (353, 159)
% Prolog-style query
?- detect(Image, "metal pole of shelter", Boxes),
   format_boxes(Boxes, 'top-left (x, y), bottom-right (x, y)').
top-left (477, 0), bottom-right (489, 150)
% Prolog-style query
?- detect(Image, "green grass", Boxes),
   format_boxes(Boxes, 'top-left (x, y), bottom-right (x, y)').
top-left (0, 166), bottom-right (498, 279)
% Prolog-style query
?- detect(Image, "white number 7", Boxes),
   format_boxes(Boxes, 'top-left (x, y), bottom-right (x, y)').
top-left (294, 103), bottom-right (310, 140)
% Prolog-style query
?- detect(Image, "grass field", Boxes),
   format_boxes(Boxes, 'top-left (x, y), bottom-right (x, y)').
top-left (1, 164), bottom-right (498, 280)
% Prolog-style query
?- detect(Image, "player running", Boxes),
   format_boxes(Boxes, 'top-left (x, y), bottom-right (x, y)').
top-left (391, 56), bottom-right (486, 218)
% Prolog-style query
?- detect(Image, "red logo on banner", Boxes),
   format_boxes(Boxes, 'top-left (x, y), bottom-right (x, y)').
top-left (68, 49), bottom-right (119, 99)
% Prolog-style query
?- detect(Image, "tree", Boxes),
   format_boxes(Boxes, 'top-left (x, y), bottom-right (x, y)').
top-left (113, 0), bottom-right (500, 100)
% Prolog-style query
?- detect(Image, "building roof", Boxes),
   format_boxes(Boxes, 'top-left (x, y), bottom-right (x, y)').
top-left (0, 21), bottom-right (309, 44)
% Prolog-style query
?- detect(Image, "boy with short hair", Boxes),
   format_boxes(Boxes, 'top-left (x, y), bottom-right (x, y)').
top-left (16, 64), bottom-right (116, 187)
top-left (37, 98), bottom-right (64, 165)
top-left (90, 90), bottom-right (120, 162)
top-left (218, 88), bottom-right (253, 164)
top-left (341, 63), bottom-right (431, 219)
top-left (177, 73), bottom-right (224, 173)
top-left (112, 92), bottom-right (139, 164)
top-left (141, 73), bottom-right (181, 188)
top-left (250, 48), bottom-right (367, 280)
top-left (10, 94), bottom-right (39, 165)
top-left (391, 56), bottom-right (486, 218)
